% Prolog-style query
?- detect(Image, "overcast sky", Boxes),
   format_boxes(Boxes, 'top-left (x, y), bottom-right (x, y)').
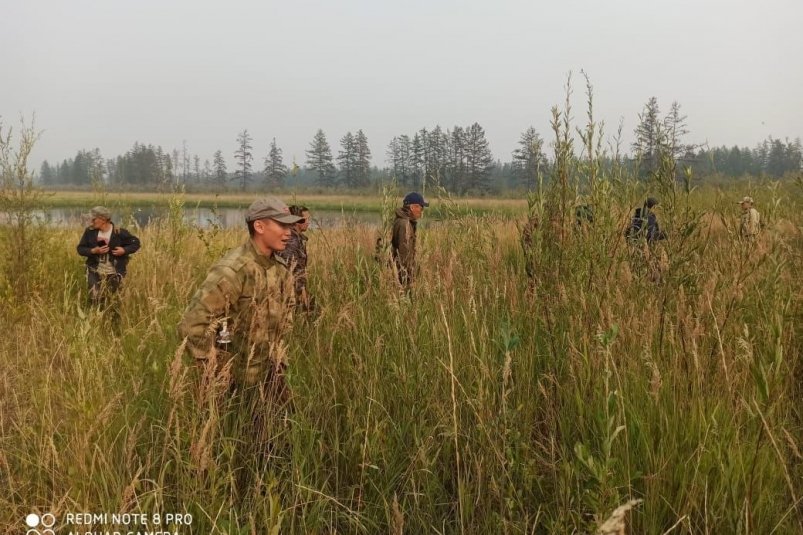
top-left (2, 0), bottom-right (801, 170)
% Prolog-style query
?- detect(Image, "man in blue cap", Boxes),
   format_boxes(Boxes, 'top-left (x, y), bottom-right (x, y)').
top-left (392, 192), bottom-right (428, 288)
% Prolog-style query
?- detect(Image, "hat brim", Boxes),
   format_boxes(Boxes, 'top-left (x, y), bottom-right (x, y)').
top-left (271, 214), bottom-right (304, 224)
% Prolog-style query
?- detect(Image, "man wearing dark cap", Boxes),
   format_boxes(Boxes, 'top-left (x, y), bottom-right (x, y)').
top-left (76, 205), bottom-right (141, 307)
top-left (391, 192), bottom-right (428, 288)
top-left (178, 196), bottom-right (303, 399)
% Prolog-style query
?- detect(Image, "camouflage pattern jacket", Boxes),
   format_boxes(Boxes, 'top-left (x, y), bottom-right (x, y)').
top-left (740, 208), bottom-right (761, 239)
top-left (391, 207), bottom-right (417, 286)
top-left (276, 228), bottom-right (308, 298)
top-left (178, 239), bottom-right (295, 386)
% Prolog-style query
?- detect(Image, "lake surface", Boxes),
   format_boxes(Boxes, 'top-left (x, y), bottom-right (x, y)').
top-left (10, 207), bottom-right (383, 229)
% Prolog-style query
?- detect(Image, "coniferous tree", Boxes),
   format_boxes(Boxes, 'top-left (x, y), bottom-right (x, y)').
top-left (411, 130), bottom-right (425, 189)
top-left (234, 129), bottom-right (253, 191)
top-left (337, 132), bottom-right (357, 187)
top-left (512, 127), bottom-right (547, 189)
top-left (193, 154), bottom-right (201, 183)
top-left (39, 161), bottom-right (55, 185)
top-left (202, 159), bottom-right (213, 183)
top-left (463, 122), bottom-right (494, 193)
top-left (633, 96), bottom-right (663, 177)
top-left (264, 137), bottom-right (287, 188)
top-left (306, 129), bottom-right (336, 187)
top-left (212, 150), bottom-right (227, 189)
top-left (386, 135), bottom-right (412, 186)
top-left (354, 129), bottom-right (372, 187)
top-left (447, 126), bottom-right (466, 192)
top-left (170, 149), bottom-right (180, 185)
top-left (664, 101), bottom-right (690, 160)
top-left (427, 126), bottom-right (449, 184)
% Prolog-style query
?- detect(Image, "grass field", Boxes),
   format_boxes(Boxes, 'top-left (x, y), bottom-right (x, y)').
top-left (1, 180), bottom-right (801, 533)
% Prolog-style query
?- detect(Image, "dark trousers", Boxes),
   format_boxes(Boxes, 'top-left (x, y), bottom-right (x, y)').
top-left (87, 269), bottom-right (123, 307)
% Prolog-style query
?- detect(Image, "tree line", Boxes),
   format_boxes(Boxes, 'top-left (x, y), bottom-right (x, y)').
top-left (38, 98), bottom-right (802, 192)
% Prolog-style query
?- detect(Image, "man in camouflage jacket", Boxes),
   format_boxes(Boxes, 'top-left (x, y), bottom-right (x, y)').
top-left (738, 196), bottom-right (761, 240)
top-left (178, 197), bottom-right (302, 398)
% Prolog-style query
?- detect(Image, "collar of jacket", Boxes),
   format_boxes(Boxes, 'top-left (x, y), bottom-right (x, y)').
top-left (245, 238), bottom-right (281, 268)
top-left (395, 207), bottom-right (412, 220)
top-left (291, 227), bottom-right (308, 242)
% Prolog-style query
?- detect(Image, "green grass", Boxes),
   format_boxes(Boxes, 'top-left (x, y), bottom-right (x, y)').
top-left (1, 182), bottom-right (801, 533)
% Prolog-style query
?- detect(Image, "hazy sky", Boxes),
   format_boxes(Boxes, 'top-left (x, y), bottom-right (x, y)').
top-left (2, 0), bottom-right (801, 170)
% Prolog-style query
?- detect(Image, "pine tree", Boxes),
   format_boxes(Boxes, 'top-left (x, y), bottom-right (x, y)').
top-left (632, 97), bottom-right (663, 177)
top-left (234, 129), bottom-right (253, 191)
top-left (306, 129), bottom-right (336, 187)
top-left (171, 149), bottom-right (180, 185)
top-left (39, 161), bottom-right (55, 185)
top-left (354, 129), bottom-right (372, 187)
top-left (447, 126), bottom-right (466, 192)
top-left (386, 135), bottom-right (412, 186)
top-left (213, 150), bottom-right (227, 189)
top-left (427, 126), bottom-right (449, 184)
top-left (181, 140), bottom-right (190, 184)
top-left (193, 154), bottom-right (201, 183)
top-left (512, 127), bottom-right (547, 189)
top-left (463, 122), bottom-right (494, 193)
top-left (664, 101), bottom-right (689, 160)
top-left (337, 132), bottom-right (357, 187)
top-left (203, 159), bottom-right (213, 183)
top-left (264, 137), bottom-right (287, 188)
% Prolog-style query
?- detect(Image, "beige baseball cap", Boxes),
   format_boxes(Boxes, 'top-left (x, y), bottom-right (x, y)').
top-left (737, 196), bottom-right (754, 204)
top-left (245, 196), bottom-right (304, 224)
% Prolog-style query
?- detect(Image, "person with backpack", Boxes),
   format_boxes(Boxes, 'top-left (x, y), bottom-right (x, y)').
top-left (626, 197), bottom-right (667, 281)
top-left (627, 197), bottom-right (666, 244)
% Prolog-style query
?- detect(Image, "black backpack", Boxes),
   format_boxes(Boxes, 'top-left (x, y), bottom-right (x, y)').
top-left (626, 208), bottom-right (645, 240)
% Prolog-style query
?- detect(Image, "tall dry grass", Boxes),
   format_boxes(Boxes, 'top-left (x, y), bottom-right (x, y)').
top-left (1, 180), bottom-right (801, 533)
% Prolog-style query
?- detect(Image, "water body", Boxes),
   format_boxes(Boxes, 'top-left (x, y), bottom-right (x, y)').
top-left (13, 207), bottom-right (382, 229)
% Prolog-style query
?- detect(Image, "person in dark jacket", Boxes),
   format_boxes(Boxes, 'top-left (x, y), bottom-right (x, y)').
top-left (627, 197), bottom-right (666, 244)
top-left (76, 206), bottom-right (141, 306)
top-left (391, 192), bottom-right (428, 289)
top-left (626, 197), bottom-right (667, 282)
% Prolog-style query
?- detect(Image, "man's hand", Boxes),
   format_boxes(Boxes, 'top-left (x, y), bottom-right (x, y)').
top-left (111, 247), bottom-right (126, 256)
top-left (92, 245), bottom-right (110, 255)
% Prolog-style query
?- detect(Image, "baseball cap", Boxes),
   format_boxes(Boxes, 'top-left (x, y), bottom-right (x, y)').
top-left (89, 206), bottom-right (112, 220)
top-left (245, 196), bottom-right (304, 224)
top-left (403, 192), bottom-right (429, 207)
top-left (737, 196), bottom-right (754, 204)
